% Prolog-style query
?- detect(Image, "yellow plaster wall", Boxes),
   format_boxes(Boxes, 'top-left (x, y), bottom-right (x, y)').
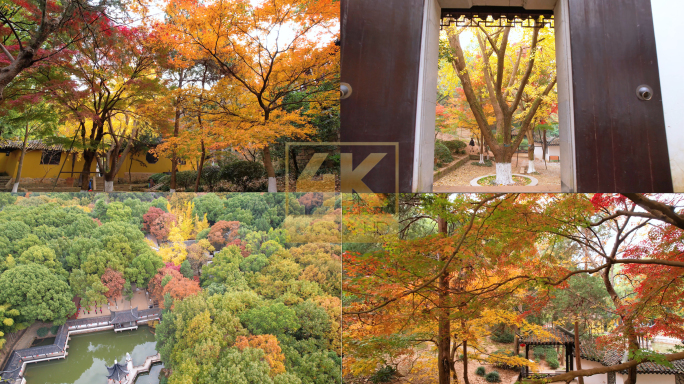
top-left (0, 149), bottom-right (193, 181)
top-left (0, 152), bottom-right (11, 174)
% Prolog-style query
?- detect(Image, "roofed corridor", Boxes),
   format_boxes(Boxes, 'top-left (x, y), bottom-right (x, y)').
top-left (0, 308), bottom-right (160, 384)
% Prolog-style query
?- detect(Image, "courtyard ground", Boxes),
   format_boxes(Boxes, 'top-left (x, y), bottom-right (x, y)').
top-left (434, 158), bottom-right (562, 193)
top-left (76, 290), bottom-right (153, 319)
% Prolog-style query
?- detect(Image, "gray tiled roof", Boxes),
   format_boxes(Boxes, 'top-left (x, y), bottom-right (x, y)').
top-left (0, 140), bottom-right (68, 151)
top-left (519, 326), bottom-right (575, 345)
top-left (110, 307), bottom-right (139, 324)
top-left (580, 341), bottom-right (684, 375)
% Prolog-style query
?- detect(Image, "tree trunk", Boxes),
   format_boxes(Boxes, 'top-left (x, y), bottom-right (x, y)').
top-left (194, 140), bottom-right (206, 192)
top-left (495, 161), bottom-right (514, 186)
top-left (601, 265), bottom-right (638, 384)
top-left (574, 321), bottom-right (584, 384)
top-left (79, 151), bottom-right (96, 192)
top-left (479, 133), bottom-right (485, 164)
top-left (542, 129), bottom-right (548, 169)
top-left (170, 72), bottom-right (185, 193)
top-left (527, 129), bottom-right (536, 174)
top-left (437, 217), bottom-right (451, 384)
top-left (263, 145), bottom-right (277, 192)
top-left (103, 118), bottom-right (138, 192)
top-left (462, 338), bottom-right (470, 384)
top-left (11, 122), bottom-right (30, 193)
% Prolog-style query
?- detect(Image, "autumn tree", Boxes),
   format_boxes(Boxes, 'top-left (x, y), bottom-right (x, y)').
top-left (343, 194), bottom-right (556, 384)
top-left (155, 0), bottom-right (339, 192)
top-left (150, 212), bottom-right (177, 242)
top-left (207, 220), bottom-right (240, 251)
top-left (148, 267), bottom-right (200, 307)
top-left (101, 267), bottom-right (125, 301)
top-left (445, 23), bottom-right (557, 184)
top-left (187, 239), bottom-right (214, 276)
top-left (40, 20), bottom-right (158, 191)
top-left (142, 206), bottom-right (165, 233)
top-left (0, 0), bottom-right (112, 98)
top-left (522, 194), bottom-right (684, 384)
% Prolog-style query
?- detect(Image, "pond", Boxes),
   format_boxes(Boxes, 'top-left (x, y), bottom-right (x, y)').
top-left (23, 326), bottom-right (160, 384)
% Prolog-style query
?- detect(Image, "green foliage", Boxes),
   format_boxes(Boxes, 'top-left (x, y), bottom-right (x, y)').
top-left (0, 194), bottom-right (17, 210)
top-left (221, 161), bottom-right (267, 191)
top-left (175, 170), bottom-right (198, 190)
top-left (201, 165), bottom-right (223, 191)
top-left (472, 160), bottom-right (494, 167)
top-left (201, 246), bottom-right (249, 291)
top-left (0, 264), bottom-right (76, 324)
top-left (240, 254), bottom-right (268, 273)
top-left (443, 140), bottom-right (467, 153)
top-left (180, 260), bottom-right (193, 279)
top-left (196, 228), bottom-right (210, 240)
top-left (485, 371), bottom-right (501, 383)
top-left (533, 346), bottom-right (548, 360)
top-left (547, 355), bottom-right (560, 369)
top-left (370, 365), bottom-right (397, 383)
top-left (434, 141), bottom-right (454, 167)
top-left (476, 366), bottom-right (486, 376)
top-left (241, 302), bottom-right (299, 337)
top-left (37, 327), bottom-right (49, 337)
top-left (491, 328), bottom-right (515, 344)
top-left (629, 349), bottom-right (675, 369)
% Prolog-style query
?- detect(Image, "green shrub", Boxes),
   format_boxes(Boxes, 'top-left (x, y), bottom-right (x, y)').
top-left (221, 161), bottom-right (267, 191)
top-left (201, 165), bottom-right (222, 191)
top-left (476, 366), bottom-right (486, 376)
top-left (533, 346), bottom-right (548, 360)
top-left (370, 365), bottom-right (397, 383)
top-left (435, 141), bottom-right (454, 167)
top-left (37, 327), bottom-right (49, 337)
top-left (472, 160), bottom-right (493, 167)
top-left (196, 228), bottom-right (210, 240)
top-left (548, 356), bottom-right (560, 369)
top-left (149, 173), bottom-right (168, 183)
top-left (491, 328), bottom-right (515, 344)
top-left (50, 325), bottom-right (60, 335)
top-left (175, 170), bottom-right (198, 190)
top-left (444, 140), bottom-right (467, 153)
top-left (485, 371), bottom-right (501, 383)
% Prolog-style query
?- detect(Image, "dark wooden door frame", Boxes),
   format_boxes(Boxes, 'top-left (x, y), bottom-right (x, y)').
top-left (567, 0), bottom-right (673, 192)
top-left (340, 0), bottom-right (425, 193)
top-left (340, 0), bottom-right (674, 193)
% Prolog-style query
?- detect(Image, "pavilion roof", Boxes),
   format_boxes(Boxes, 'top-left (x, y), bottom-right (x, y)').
top-left (519, 326), bottom-right (575, 346)
top-left (106, 361), bottom-right (129, 380)
top-left (110, 307), bottom-right (139, 324)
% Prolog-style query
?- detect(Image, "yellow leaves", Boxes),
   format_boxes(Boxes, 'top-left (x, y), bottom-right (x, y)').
top-left (149, 0), bottom-right (338, 158)
top-left (159, 225), bottom-right (188, 265)
top-left (234, 335), bottom-right (287, 377)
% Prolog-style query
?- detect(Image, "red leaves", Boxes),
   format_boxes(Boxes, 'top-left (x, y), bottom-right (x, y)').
top-left (590, 193), bottom-right (628, 210)
top-left (101, 268), bottom-right (125, 299)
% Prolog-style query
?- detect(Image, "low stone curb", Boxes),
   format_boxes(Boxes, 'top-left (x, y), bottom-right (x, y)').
top-left (433, 155), bottom-right (469, 183)
top-left (470, 174), bottom-right (539, 187)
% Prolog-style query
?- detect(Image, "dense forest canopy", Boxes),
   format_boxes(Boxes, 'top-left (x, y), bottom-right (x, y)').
top-left (0, 192), bottom-right (342, 384)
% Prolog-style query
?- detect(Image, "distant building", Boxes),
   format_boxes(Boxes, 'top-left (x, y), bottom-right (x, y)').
top-left (0, 140), bottom-right (192, 185)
